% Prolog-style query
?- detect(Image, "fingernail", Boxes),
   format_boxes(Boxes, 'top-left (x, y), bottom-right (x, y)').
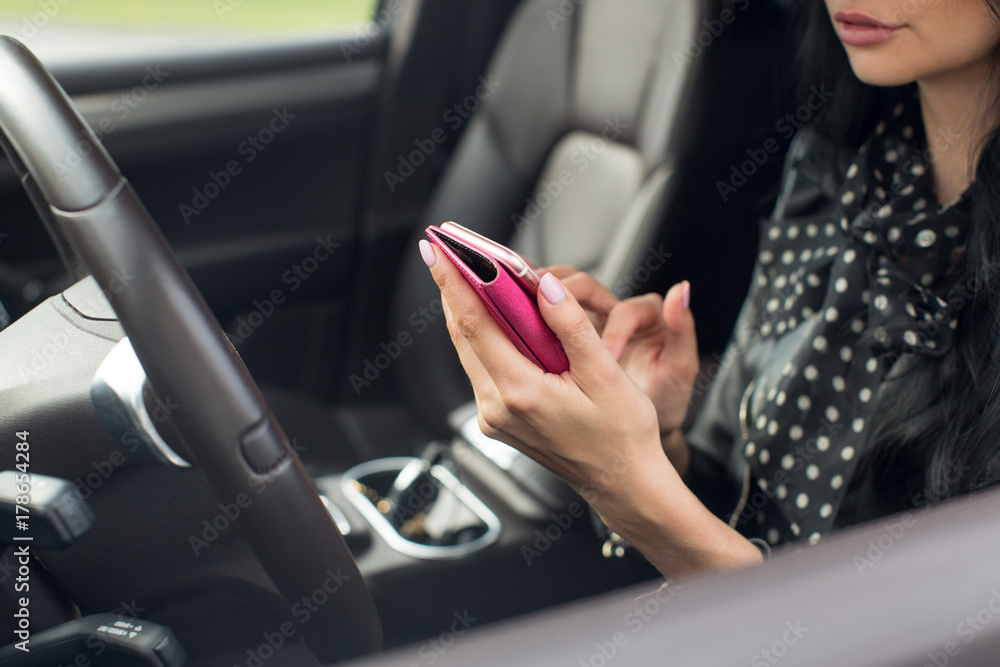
top-left (540, 272), bottom-right (565, 305)
top-left (682, 281), bottom-right (691, 311)
top-left (419, 240), bottom-right (436, 268)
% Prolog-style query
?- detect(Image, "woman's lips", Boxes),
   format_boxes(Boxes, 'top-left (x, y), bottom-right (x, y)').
top-left (833, 10), bottom-right (905, 46)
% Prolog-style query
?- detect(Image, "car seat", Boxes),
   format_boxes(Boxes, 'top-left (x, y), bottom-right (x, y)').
top-left (391, 0), bottom-right (795, 433)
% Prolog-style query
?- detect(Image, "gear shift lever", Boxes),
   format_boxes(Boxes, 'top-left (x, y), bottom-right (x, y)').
top-left (384, 442), bottom-right (449, 529)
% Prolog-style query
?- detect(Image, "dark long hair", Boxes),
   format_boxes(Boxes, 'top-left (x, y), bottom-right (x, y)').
top-left (794, 1), bottom-right (1000, 521)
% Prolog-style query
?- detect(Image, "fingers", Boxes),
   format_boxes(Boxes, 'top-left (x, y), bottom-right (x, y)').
top-left (422, 241), bottom-right (539, 390)
top-left (438, 285), bottom-right (538, 450)
top-left (538, 267), bottom-right (619, 333)
top-left (602, 293), bottom-right (665, 361)
top-left (537, 265), bottom-right (578, 279)
top-left (539, 266), bottom-right (619, 313)
top-left (424, 241), bottom-right (625, 416)
top-left (428, 246), bottom-right (562, 446)
top-left (536, 273), bottom-right (622, 393)
top-left (662, 281), bottom-right (691, 330)
top-left (560, 272), bottom-right (619, 318)
top-left (661, 281), bottom-right (697, 365)
top-left (438, 297), bottom-right (500, 402)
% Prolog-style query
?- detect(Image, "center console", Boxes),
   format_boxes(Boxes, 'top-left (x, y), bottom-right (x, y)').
top-left (310, 404), bottom-right (658, 648)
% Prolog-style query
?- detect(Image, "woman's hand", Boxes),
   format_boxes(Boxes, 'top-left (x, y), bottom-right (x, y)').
top-left (539, 268), bottom-right (699, 473)
top-left (421, 242), bottom-right (760, 576)
top-left (537, 265), bottom-right (619, 333)
top-left (425, 252), bottom-right (663, 504)
top-left (603, 285), bottom-right (699, 472)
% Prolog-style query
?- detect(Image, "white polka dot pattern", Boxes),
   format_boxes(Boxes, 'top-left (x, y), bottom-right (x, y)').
top-left (741, 90), bottom-right (970, 548)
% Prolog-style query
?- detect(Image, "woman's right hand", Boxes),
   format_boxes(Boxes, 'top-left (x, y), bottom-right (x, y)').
top-left (603, 283), bottom-right (698, 434)
top-left (603, 284), bottom-right (698, 474)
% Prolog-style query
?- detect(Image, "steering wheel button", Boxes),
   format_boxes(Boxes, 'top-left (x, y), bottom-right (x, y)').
top-left (240, 418), bottom-right (289, 474)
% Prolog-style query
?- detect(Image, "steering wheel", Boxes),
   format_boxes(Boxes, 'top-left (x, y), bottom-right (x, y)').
top-left (0, 37), bottom-right (382, 662)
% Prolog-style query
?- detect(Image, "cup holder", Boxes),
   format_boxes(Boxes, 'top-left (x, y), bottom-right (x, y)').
top-left (341, 457), bottom-right (501, 560)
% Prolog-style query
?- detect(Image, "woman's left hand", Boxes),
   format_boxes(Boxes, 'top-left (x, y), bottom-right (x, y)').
top-left (420, 240), bottom-right (762, 577)
top-left (422, 242), bottom-right (663, 499)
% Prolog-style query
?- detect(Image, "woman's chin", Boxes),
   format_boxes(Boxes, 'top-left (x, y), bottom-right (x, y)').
top-left (845, 57), bottom-right (917, 88)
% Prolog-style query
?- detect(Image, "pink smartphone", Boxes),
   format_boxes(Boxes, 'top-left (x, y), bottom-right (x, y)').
top-left (440, 221), bottom-right (541, 296)
top-left (426, 222), bottom-right (569, 374)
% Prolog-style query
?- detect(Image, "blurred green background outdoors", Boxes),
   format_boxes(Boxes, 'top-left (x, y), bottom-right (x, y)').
top-left (0, 0), bottom-right (378, 31)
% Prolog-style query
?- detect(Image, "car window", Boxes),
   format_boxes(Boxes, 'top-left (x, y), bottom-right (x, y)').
top-left (0, 0), bottom-right (378, 63)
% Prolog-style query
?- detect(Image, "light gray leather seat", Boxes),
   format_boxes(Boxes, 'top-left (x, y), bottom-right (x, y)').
top-left (391, 0), bottom-right (741, 432)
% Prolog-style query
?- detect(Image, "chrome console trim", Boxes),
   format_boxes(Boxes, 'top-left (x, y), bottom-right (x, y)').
top-left (91, 337), bottom-right (191, 468)
top-left (341, 457), bottom-right (501, 560)
top-left (319, 494), bottom-right (352, 536)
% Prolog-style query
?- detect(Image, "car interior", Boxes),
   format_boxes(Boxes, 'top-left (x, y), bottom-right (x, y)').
top-left (2, 0), bottom-right (999, 665)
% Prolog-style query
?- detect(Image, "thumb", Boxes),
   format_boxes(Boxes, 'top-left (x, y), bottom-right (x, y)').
top-left (661, 281), bottom-right (698, 376)
top-left (537, 272), bottom-right (620, 386)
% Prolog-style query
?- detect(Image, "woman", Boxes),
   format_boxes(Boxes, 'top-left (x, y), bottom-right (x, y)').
top-left (418, 0), bottom-right (1000, 577)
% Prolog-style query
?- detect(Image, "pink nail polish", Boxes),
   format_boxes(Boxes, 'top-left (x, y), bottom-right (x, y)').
top-left (419, 240), bottom-right (436, 268)
top-left (540, 272), bottom-right (565, 305)
top-left (682, 282), bottom-right (691, 310)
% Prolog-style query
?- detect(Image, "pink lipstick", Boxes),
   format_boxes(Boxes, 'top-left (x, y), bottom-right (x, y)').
top-left (833, 10), bottom-right (904, 46)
